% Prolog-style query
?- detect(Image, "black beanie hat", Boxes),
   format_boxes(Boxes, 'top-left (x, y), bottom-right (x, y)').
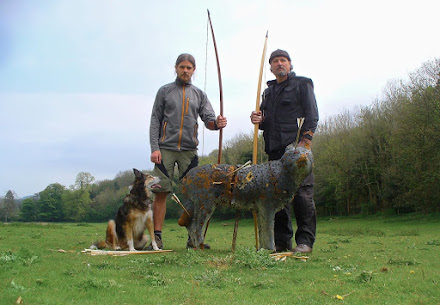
top-left (269, 49), bottom-right (291, 64)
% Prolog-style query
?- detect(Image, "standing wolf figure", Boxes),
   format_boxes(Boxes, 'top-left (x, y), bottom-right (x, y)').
top-left (178, 144), bottom-right (313, 250)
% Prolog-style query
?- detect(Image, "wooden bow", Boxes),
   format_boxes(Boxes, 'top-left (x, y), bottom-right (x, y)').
top-left (204, 9), bottom-right (223, 241)
top-left (207, 9), bottom-right (223, 164)
top-left (253, 31), bottom-right (268, 165)
top-left (252, 31), bottom-right (268, 250)
top-left (232, 31), bottom-right (268, 251)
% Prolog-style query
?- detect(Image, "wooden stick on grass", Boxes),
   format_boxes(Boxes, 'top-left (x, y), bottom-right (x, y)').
top-left (82, 249), bottom-right (173, 256)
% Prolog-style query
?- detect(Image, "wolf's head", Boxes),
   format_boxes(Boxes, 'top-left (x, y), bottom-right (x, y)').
top-left (279, 145), bottom-right (313, 193)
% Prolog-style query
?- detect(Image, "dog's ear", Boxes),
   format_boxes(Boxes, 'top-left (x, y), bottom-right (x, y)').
top-left (133, 168), bottom-right (142, 178)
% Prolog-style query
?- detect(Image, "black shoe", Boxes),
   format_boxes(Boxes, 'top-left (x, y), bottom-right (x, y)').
top-left (292, 244), bottom-right (312, 253)
top-left (145, 235), bottom-right (163, 250)
top-left (275, 244), bottom-right (292, 253)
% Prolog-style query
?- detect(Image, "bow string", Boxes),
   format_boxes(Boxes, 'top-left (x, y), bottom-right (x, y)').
top-left (207, 9), bottom-right (224, 164)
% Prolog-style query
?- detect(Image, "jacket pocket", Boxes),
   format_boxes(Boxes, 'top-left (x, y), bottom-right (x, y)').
top-left (192, 123), bottom-right (198, 146)
top-left (279, 122), bottom-right (297, 146)
top-left (280, 85), bottom-right (299, 105)
top-left (160, 121), bottom-right (168, 142)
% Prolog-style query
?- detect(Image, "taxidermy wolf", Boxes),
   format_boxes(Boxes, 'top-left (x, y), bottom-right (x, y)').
top-left (177, 143), bottom-right (313, 250)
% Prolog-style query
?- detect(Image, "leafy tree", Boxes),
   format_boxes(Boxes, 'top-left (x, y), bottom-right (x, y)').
top-left (3, 190), bottom-right (17, 222)
top-left (88, 170), bottom-right (138, 222)
top-left (314, 58), bottom-right (440, 215)
top-left (386, 59), bottom-right (440, 212)
top-left (59, 172), bottom-right (96, 222)
top-left (114, 170), bottom-right (136, 189)
top-left (200, 132), bottom-right (267, 166)
top-left (73, 172), bottom-right (95, 190)
top-left (62, 188), bottom-right (92, 222)
top-left (38, 183), bottom-right (66, 221)
top-left (88, 186), bottom-right (127, 222)
top-left (20, 196), bottom-right (39, 221)
top-left (222, 132), bottom-right (267, 165)
top-left (314, 110), bottom-right (364, 215)
top-left (200, 149), bottom-right (219, 165)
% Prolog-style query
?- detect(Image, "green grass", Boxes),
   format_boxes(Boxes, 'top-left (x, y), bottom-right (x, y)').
top-left (1, 215), bottom-right (440, 304)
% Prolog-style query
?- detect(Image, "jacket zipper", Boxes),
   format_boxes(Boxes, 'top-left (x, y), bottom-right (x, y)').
top-left (160, 121), bottom-right (167, 142)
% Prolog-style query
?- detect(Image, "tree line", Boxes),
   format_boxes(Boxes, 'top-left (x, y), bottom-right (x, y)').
top-left (1, 58), bottom-right (439, 222)
top-left (313, 58), bottom-right (440, 215)
top-left (0, 171), bottom-right (137, 223)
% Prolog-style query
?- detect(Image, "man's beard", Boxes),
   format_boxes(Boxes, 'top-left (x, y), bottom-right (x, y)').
top-left (275, 70), bottom-right (287, 77)
top-left (178, 74), bottom-right (190, 83)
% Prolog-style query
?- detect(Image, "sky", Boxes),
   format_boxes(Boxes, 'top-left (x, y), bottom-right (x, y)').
top-left (1, 0), bottom-right (439, 198)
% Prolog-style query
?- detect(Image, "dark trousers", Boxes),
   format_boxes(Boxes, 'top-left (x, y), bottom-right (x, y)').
top-left (269, 150), bottom-right (317, 250)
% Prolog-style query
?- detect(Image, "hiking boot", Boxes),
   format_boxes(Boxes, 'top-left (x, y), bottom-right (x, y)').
top-left (144, 235), bottom-right (163, 250)
top-left (292, 244), bottom-right (312, 254)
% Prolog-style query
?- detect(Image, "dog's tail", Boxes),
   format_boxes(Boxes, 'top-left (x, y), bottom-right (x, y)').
top-left (89, 240), bottom-right (107, 250)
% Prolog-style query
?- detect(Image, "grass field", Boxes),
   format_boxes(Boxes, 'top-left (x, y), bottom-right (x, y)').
top-left (1, 214), bottom-right (439, 304)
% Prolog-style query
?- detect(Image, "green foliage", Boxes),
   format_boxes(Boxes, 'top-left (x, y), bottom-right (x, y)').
top-left (357, 270), bottom-right (374, 283)
top-left (0, 248), bottom-right (39, 267)
top-left (427, 239), bottom-right (440, 246)
top-left (87, 171), bottom-right (134, 222)
top-left (199, 131), bottom-right (266, 165)
top-left (37, 183), bottom-right (66, 221)
top-left (1, 190), bottom-right (18, 222)
top-left (314, 58), bottom-right (440, 215)
top-left (62, 188), bottom-right (92, 222)
top-left (230, 247), bottom-right (276, 269)
top-left (19, 197), bottom-right (38, 221)
top-left (222, 132), bottom-right (263, 165)
top-left (73, 172), bottom-right (95, 190)
top-left (87, 186), bottom-right (127, 222)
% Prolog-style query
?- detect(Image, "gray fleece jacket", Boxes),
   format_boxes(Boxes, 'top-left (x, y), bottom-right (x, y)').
top-left (149, 78), bottom-right (217, 152)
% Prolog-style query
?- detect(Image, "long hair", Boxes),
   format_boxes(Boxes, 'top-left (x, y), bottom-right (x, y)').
top-left (175, 53), bottom-right (196, 68)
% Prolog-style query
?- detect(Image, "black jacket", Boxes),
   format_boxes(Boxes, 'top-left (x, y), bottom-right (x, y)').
top-left (260, 72), bottom-right (319, 154)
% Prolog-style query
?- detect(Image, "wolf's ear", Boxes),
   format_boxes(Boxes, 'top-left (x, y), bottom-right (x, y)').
top-left (133, 168), bottom-right (142, 178)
